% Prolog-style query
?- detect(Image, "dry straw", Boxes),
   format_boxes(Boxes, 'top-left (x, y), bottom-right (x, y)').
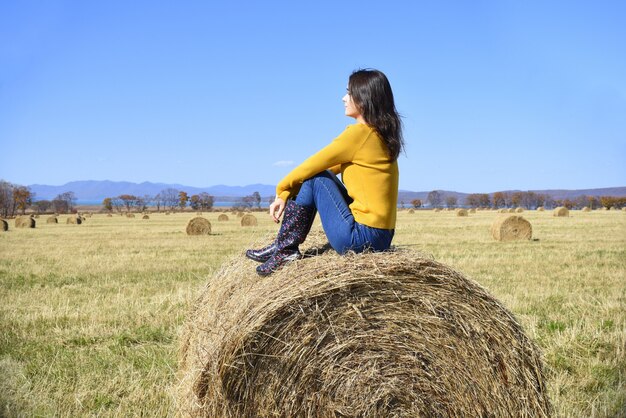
top-left (175, 248), bottom-right (551, 417)
top-left (491, 215), bottom-right (532, 241)
top-left (241, 214), bottom-right (258, 227)
top-left (455, 208), bottom-right (468, 217)
top-left (1, 219), bottom-right (7, 231)
top-left (15, 216), bottom-right (35, 228)
top-left (46, 216), bottom-right (58, 224)
top-left (553, 207), bottom-right (569, 217)
top-left (186, 217), bottom-right (211, 235)
top-left (218, 214), bottom-right (229, 222)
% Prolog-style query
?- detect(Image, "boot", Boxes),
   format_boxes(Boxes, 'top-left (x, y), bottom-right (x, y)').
top-left (245, 242), bottom-right (276, 263)
top-left (256, 200), bottom-right (316, 276)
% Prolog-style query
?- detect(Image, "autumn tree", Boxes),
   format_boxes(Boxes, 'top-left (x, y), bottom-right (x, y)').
top-left (411, 199), bottom-right (422, 209)
top-left (178, 191), bottom-right (189, 210)
top-left (119, 194), bottom-right (138, 212)
top-left (492, 192), bottom-right (506, 208)
top-left (13, 186), bottom-right (32, 215)
top-left (32, 200), bottom-right (52, 214)
top-left (198, 192), bottom-right (214, 210)
top-left (102, 197), bottom-right (113, 212)
top-left (189, 194), bottom-right (201, 210)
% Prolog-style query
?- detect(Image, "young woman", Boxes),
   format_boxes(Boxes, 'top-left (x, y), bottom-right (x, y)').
top-left (246, 69), bottom-right (404, 276)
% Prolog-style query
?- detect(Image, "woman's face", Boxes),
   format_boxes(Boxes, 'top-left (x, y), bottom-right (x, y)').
top-left (342, 89), bottom-right (361, 119)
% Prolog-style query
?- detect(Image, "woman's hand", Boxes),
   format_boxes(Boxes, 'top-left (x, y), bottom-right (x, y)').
top-left (269, 196), bottom-right (286, 223)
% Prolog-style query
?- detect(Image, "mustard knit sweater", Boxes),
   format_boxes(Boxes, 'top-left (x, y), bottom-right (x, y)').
top-left (276, 123), bottom-right (398, 229)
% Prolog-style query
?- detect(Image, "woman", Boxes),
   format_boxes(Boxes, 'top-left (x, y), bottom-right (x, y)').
top-left (247, 69), bottom-right (404, 276)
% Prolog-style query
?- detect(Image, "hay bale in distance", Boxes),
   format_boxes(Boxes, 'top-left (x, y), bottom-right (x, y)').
top-left (1, 219), bottom-right (7, 231)
top-left (240, 214), bottom-right (258, 227)
top-left (217, 214), bottom-right (229, 222)
top-left (66, 216), bottom-right (82, 225)
top-left (186, 217), bottom-right (211, 235)
top-left (142, 215), bottom-right (150, 220)
top-left (553, 207), bottom-right (569, 217)
top-left (408, 208), bottom-right (415, 214)
top-left (582, 207), bottom-right (591, 212)
top-left (176, 250), bottom-right (551, 417)
top-left (537, 206), bottom-right (545, 211)
top-left (107, 213), bottom-right (113, 217)
top-left (499, 208), bottom-right (508, 213)
top-left (469, 208), bottom-right (476, 214)
top-left (15, 217), bottom-right (35, 228)
top-left (127, 213), bottom-right (136, 218)
top-left (46, 216), bottom-right (58, 224)
top-left (515, 207), bottom-right (524, 213)
top-left (491, 215), bottom-right (532, 241)
top-left (455, 208), bottom-right (468, 217)
top-left (237, 211), bottom-right (245, 218)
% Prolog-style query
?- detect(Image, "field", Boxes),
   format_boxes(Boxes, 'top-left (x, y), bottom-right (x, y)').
top-left (1, 209), bottom-right (625, 417)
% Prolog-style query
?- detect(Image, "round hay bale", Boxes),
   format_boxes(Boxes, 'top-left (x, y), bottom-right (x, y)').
top-left (455, 208), bottom-right (468, 217)
top-left (15, 217), bottom-right (35, 228)
top-left (582, 207), bottom-right (591, 212)
top-left (240, 214), bottom-right (258, 227)
top-left (537, 206), bottom-right (545, 211)
top-left (34, 214), bottom-right (40, 218)
top-left (515, 207), bottom-right (524, 213)
top-left (107, 213), bottom-right (113, 217)
top-left (1, 219), bottom-right (8, 231)
top-left (142, 215), bottom-right (150, 220)
top-left (408, 208), bottom-right (415, 214)
top-left (127, 213), bottom-right (136, 218)
top-left (469, 208), bottom-right (476, 214)
top-left (499, 208), bottom-right (508, 213)
top-left (553, 207), bottom-right (569, 217)
top-left (434, 208), bottom-right (442, 213)
top-left (176, 250), bottom-right (551, 417)
top-left (508, 208), bottom-right (516, 213)
top-left (237, 211), bottom-right (245, 218)
top-left (217, 214), bottom-right (229, 222)
top-left (186, 217), bottom-right (211, 235)
top-left (490, 215), bottom-right (532, 241)
top-left (66, 216), bottom-right (82, 225)
top-left (46, 216), bottom-right (58, 224)
top-left (166, 212), bottom-right (171, 215)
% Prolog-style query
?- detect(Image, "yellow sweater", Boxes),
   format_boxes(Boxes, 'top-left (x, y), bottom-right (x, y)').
top-left (277, 123), bottom-right (398, 229)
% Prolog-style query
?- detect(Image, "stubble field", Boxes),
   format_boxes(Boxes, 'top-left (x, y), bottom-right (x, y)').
top-left (0, 209), bottom-right (624, 417)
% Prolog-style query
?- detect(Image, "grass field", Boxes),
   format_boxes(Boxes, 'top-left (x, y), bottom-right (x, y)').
top-left (1, 209), bottom-right (625, 417)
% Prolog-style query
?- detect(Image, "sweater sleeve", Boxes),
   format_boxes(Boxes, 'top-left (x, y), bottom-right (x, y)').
top-left (276, 126), bottom-right (366, 201)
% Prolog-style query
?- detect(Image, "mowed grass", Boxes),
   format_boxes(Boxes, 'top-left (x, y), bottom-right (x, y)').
top-left (1, 209), bottom-right (624, 417)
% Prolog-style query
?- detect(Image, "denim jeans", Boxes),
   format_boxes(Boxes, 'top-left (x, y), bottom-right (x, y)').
top-left (294, 170), bottom-right (394, 254)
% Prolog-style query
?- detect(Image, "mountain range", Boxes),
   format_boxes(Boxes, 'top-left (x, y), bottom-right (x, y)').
top-left (27, 180), bottom-right (626, 203)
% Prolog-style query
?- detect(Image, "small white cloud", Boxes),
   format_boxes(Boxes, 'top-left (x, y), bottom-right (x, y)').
top-left (272, 160), bottom-right (295, 167)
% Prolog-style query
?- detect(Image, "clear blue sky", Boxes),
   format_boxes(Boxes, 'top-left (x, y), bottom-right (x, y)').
top-left (1, 1), bottom-right (625, 193)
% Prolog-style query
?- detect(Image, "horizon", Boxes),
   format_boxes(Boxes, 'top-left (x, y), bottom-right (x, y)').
top-left (1, 2), bottom-right (625, 191)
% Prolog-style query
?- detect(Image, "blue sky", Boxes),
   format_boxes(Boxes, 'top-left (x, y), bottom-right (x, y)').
top-left (1, 1), bottom-right (624, 193)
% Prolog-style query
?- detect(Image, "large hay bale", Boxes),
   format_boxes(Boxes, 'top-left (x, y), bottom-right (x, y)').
top-left (491, 215), bottom-right (532, 241)
top-left (175, 250), bottom-right (551, 417)
top-left (240, 214), bottom-right (258, 227)
top-left (46, 216), bottom-right (58, 224)
top-left (217, 214), bottom-right (229, 222)
top-left (66, 216), bottom-right (82, 225)
top-left (1, 219), bottom-right (7, 231)
top-left (15, 217), bottom-right (35, 228)
top-left (455, 208), bottom-right (468, 217)
top-left (553, 207), bottom-right (569, 217)
top-left (186, 217), bottom-right (211, 235)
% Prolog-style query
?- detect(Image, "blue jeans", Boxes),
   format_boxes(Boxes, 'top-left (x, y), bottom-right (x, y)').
top-left (294, 170), bottom-right (394, 254)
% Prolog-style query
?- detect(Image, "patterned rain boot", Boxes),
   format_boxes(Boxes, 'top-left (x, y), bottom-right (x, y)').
top-left (256, 201), bottom-right (316, 276)
top-left (245, 242), bottom-right (277, 263)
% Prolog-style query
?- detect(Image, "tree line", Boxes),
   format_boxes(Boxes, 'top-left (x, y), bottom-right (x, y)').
top-left (0, 180), bottom-right (77, 217)
top-left (405, 190), bottom-right (626, 210)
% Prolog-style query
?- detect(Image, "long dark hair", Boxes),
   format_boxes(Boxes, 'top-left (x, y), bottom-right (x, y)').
top-left (348, 69), bottom-right (404, 161)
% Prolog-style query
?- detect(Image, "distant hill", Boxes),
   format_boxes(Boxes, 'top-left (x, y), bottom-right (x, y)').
top-left (28, 180), bottom-right (626, 203)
